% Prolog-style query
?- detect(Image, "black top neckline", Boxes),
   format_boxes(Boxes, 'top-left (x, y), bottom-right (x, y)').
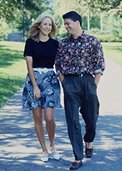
top-left (39, 38), bottom-right (50, 43)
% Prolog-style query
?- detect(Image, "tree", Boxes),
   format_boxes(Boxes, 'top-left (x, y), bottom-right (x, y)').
top-left (0, 0), bottom-right (52, 21)
top-left (0, 0), bottom-right (53, 40)
top-left (87, 0), bottom-right (121, 10)
top-left (0, 19), bottom-right (11, 40)
top-left (108, 2), bottom-right (122, 38)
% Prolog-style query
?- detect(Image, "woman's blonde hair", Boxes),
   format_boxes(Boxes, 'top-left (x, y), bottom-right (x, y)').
top-left (28, 14), bottom-right (57, 41)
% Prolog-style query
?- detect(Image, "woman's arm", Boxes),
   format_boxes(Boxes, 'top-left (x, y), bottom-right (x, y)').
top-left (26, 56), bottom-right (41, 100)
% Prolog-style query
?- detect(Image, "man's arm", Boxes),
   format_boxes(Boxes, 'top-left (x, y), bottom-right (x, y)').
top-left (92, 38), bottom-right (105, 80)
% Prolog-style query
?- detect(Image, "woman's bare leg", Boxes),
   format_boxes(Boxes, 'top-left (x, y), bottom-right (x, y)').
top-left (32, 107), bottom-right (48, 153)
top-left (45, 108), bottom-right (60, 160)
top-left (44, 108), bottom-right (55, 147)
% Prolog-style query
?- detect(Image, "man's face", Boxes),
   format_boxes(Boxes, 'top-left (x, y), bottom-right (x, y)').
top-left (64, 19), bottom-right (78, 35)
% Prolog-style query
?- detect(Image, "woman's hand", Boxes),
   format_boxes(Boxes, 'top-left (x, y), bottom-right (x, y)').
top-left (34, 86), bottom-right (41, 100)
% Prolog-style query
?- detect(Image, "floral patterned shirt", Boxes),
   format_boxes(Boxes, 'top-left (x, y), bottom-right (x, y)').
top-left (55, 32), bottom-right (105, 76)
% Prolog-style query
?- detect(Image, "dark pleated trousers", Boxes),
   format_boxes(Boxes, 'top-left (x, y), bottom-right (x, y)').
top-left (62, 74), bottom-right (99, 160)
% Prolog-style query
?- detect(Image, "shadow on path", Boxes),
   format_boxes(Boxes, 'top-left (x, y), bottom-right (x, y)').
top-left (0, 91), bottom-right (122, 171)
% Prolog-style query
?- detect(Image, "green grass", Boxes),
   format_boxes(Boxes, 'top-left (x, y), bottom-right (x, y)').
top-left (0, 41), bottom-right (27, 107)
top-left (102, 42), bottom-right (122, 66)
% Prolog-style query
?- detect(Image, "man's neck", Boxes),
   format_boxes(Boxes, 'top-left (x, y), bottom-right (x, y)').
top-left (72, 28), bottom-right (82, 39)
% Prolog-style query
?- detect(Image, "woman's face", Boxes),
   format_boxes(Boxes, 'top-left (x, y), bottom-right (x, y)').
top-left (39, 17), bottom-right (52, 36)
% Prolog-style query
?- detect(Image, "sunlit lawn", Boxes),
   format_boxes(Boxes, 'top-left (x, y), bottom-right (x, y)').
top-left (0, 41), bottom-right (122, 107)
top-left (0, 41), bottom-right (27, 107)
top-left (102, 42), bottom-right (122, 66)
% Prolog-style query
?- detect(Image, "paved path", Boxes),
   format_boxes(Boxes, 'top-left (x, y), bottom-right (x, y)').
top-left (0, 58), bottom-right (122, 171)
top-left (98, 58), bottom-right (122, 115)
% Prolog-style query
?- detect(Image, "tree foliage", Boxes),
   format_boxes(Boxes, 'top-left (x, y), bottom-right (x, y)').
top-left (0, 0), bottom-right (52, 21)
top-left (0, 19), bottom-right (11, 40)
top-left (87, 0), bottom-right (122, 10)
top-left (0, 0), bottom-right (53, 39)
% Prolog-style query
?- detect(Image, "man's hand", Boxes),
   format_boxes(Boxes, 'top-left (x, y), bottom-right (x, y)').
top-left (59, 74), bottom-right (65, 82)
top-left (94, 73), bottom-right (101, 86)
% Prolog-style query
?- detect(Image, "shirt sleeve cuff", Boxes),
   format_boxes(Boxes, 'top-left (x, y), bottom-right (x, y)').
top-left (94, 69), bottom-right (103, 75)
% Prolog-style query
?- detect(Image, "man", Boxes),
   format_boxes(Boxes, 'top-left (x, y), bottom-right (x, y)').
top-left (55, 11), bottom-right (105, 170)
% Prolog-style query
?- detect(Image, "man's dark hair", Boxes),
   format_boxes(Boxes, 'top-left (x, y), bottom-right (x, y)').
top-left (63, 11), bottom-right (82, 26)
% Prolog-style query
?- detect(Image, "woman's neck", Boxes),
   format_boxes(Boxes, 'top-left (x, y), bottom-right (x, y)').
top-left (39, 34), bottom-right (49, 42)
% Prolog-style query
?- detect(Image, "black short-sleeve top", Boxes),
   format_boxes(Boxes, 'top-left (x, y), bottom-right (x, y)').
top-left (24, 38), bottom-right (59, 68)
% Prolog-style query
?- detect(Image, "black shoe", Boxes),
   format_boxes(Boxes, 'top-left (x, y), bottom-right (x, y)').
top-left (85, 147), bottom-right (93, 158)
top-left (69, 160), bottom-right (83, 170)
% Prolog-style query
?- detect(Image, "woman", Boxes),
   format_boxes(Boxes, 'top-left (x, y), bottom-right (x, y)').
top-left (22, 14), bottom-right (61, 162)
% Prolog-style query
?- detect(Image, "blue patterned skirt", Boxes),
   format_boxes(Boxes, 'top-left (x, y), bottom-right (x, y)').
top-left (22, 70), bottom-right (61, 110)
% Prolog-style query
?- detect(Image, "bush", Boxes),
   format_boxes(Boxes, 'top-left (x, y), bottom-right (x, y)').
top-left (89, 28), bottom-right (122, 42)
top-left (0, 19), bottom-right (11, 40)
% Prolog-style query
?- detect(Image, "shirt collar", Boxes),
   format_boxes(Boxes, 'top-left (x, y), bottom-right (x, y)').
top-left (68, 31), bottom-right (86, 42)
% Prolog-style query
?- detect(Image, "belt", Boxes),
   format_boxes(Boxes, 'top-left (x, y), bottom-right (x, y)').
top-left (64, 73), bottom-right (93, 77)
top-left (64, 73), bottom-right (83, 77)
top-left (33, 68), bottom-right (53, 74)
